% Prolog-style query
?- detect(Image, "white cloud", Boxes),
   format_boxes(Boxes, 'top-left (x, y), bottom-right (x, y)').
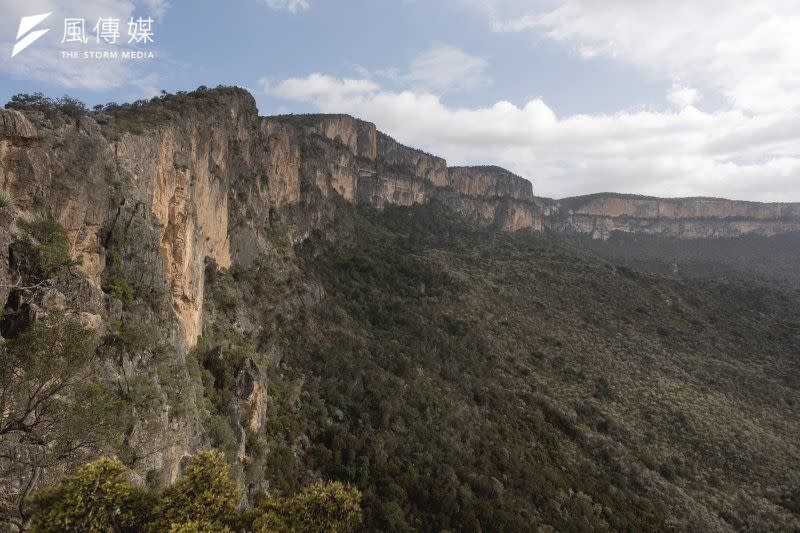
top-left (261, 0), bottom-right (309, 14)
top-left (477, 0), bottom-right (800, 114)
top-left (402, 43), bottom-right (489, 93)
top-left (265, 72), bottom-right (800, 201)
top-left (667, 85), bottom-right (700, 108)
top-left (260, 73), bottom-right (378, 102)
top-left (0, 0), bottom-right (167, 95)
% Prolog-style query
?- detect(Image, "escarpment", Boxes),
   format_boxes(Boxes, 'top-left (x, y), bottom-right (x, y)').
top-left (3, 87), bottom-right (800, 529)
top-left (2, 87), bottom-right (800, 352)
top-left (550, 194), bottom-right (800, 239)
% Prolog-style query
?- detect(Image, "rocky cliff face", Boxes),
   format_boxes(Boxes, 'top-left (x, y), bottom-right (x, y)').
top-left (2, 87), bottom-right (799, 494)
top-left (4, 87), bottom-right (800, 348)
top-left (4, 89), bottom-right (800, 349)
top-left (448, 165), bottom-right (533, 201)
top-left (549, 194), bottom-right (800, 239)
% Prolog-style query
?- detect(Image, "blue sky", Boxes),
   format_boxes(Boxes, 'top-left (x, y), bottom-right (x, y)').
top-left (1, 0), bottom-right (799, 201)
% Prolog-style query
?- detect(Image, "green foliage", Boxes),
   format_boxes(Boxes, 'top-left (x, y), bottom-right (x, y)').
top-left (0, 315), bottom-right (126, 527)
top-left (205, 415), bottom-right (239, 461)
top-left (11, 219), bottom-right (72, 281)
top-left (578, 230), bottom-right (800, 289)
top-left (168, 520), bottom-right (232, 532)
top-left (102, 275), bottom-right (134, 303)
top-left (106, 317), bottom-right (158, 353)
top-left (0, 189), bottom-right (15, 209)
top-left (28, 450), bottom-right (362, 532)
top-left (252, 481), bottom-right (362, 533)
top-left (6, 92), bottom-right (53, 113)
top-left (0, 315), bottom-right (97, 431)
top-left (220, 202), bottom-right (799, 531)
top-left (96, 85), bottom-right (248, 138)
top-left (150, 450), bottom-right (241, 531)
top-left (28, 457), bottom-right (156, 532)
top-left (5, 93), bottom-right (87, 119)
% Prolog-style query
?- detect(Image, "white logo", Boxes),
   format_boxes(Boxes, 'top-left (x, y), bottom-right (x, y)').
top-left (12, 12), bottom-right (52, 57)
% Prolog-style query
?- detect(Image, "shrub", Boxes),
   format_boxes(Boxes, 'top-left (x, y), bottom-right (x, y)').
top-left (106, 318), bottom-right (158, 353)
top-left (55, 96), bottom-right (88, 119)
top-left (102, 275), bottom-right (134, 303)
top-left (168, 520), bottom-right (232, 532)
top-left (5, 93), bottom-right (88, 121)
top-left (0, 190), bottom-right (15, 209)
top-left (11, 219), bottom-right (71, 281)
top-left (252, 481), bottom-right (362, 533)
top-left (26, 449), bottom-right (363, 532)
top-left (150, 450), bottom-right (241, 531)
top-left (5, 92), bottom-right (53, 113)
top-left (28, 457), bottom-right (156, 532)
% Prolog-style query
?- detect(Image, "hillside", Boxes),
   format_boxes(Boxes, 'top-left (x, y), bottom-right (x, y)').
top-left (0, 87), bottom-right (798, 531)
top-left (576, 231), bottom-right (800, 290)
top-left (199, 201), bottom-right (800, 530)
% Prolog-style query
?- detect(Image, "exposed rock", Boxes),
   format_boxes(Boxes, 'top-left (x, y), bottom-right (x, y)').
top-left (236, 357), bottom-right (268, 437)
top-left (3, 87), bottom-right (800, 348)
top-left (296, 114), bottom-right (377, 160)
top-left (448, 166), bottom-right (533, 201)
top-left (1, 86), bottom-right (799, 494)
top-left (548, 194), bottom-right (800, 239)
top-left (0, 109), bottom-right (37, 139)
top-left (377, 131), bottom-right (448, 186)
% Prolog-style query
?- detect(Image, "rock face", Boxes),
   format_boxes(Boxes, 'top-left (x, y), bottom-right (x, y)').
top-left (1, 86), bottom-right (799, 489)
top-left (0, 109), bottom-right (37, 139)
top-left (3, 88), bottom-right (800, 349)
top-left (377, 131), bottom-right (448, 186)
top-left (548, 194), bottom-right (800, 239)
top-left (448, 166), bottom-right (533, 201)
top-left (2, 87), bottom-right (799, 350)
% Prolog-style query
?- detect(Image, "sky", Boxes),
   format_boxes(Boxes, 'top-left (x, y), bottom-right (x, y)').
top-left (0, 0), bottom-right (799, 201)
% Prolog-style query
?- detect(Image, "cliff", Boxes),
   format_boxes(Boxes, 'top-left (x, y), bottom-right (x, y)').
top-left (549, 193), bottom-right (800, 239)
top-left (3, 87), bottom-right (799, 352)
top-left (3, 88), bottom-right (800, 351)
top-left (1, 86), bottom-right (799, 491)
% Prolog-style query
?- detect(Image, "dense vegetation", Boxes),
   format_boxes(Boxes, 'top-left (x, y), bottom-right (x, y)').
top-left (575, 230), bottom-right (800, 289)
top-left (199, 202), bottom-right (800, 531)
top-left (4, 87), bottom-right (247, 139)
top-left (2, 196), bottom-right (798, 530)
top-left (29, 450), bottom-right (361, 532)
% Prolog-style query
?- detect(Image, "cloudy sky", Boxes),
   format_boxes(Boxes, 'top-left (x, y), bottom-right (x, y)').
top-left (1, 0), bottom-right (799, 200)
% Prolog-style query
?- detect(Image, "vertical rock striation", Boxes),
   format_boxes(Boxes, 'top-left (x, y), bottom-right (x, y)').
top-left (2, 87), bottom-right (800, 349)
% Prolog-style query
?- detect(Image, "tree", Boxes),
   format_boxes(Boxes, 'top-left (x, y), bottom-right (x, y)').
top-left (5, 93), bottom-right (87, 120)
top-left (0, 314), bottom-right (119, 528)
top-left (252, 481), bottom-right (362, 533)
top-left (28, 457), bottom-right (155, 532)
top-left (10, 219), bottom-right (72, 283)
top-left (150, 450), bottom-right (241, 531)
top-left (27, 448), bottom-right (364, 532)
top-left (5, 92), bottom-right (53, 113)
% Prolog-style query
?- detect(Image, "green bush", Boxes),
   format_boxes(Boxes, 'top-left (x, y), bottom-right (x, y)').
top-left (11, 219), bottom-right (71, 281)
top-left (5, 93), bottom-right (87, 119)
top-left (0, 190), bottom-right (15, 209)
top-left (253, 481), bottom-right (362, 533)
top-left (27, 449), bottom-right (364, 532)
top-left (150, 450), bottom-right (240, 531)
top-left (102, 275), bottom-right (134, 303)
top-left (28, 457), bottom-right (156, 532)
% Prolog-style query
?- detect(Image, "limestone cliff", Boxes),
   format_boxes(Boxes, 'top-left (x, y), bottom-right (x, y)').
top-left (3, 88), bottom-right (800, 353)
top-left (548, 194), bottom-right (800, 239)
top-left (2, 86), bottom-right (800, 507)
top-left (448, 166), bottom-right (533, 201)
